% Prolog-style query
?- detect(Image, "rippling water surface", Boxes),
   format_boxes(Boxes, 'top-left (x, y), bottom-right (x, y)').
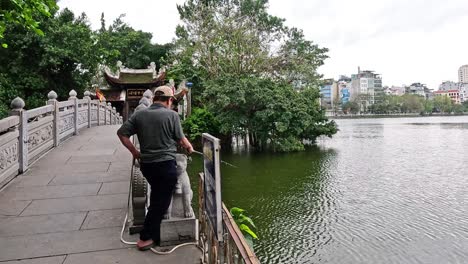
top-left (189, 116), bottom-right (468, 264)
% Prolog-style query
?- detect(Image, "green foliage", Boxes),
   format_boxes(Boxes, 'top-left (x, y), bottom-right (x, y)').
top-left (203, 75), bottom-right (336, 152)
top-left (342, 100), bottom-right (360, 114)
top-left (96, 13), bottom-right (172, 69)
top-left (360, 94), bottom-right (451, 115)
top-left (0, 8), bottom-right (98, 114)
top-left (0, 8), bottom-right (172, 118)
top-left (0, 0), bottom-right (57, 48)
top-left (230, 207), bottom-right (258, 249)
top-left (182, 107), bottom-right (221, 142)
top-left (174, 0), bottom-right (336, 151)
top-left (433, 95), bottom-right (453, 113)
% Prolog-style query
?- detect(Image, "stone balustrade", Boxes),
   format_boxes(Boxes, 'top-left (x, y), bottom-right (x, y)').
top-left (0, 90), bottom-right (123, 187)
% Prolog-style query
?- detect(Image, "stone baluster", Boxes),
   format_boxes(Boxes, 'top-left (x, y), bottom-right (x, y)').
top-left (102, 99), bottom-right (107, 125)
top-left (112, 107), bottom-right (117, 125)
top-left (47, 91), bottom-right (60, 147)
top-left (68, 90), bottom-right (78, 135)
top-left (84, 91), bottom-right (92, 128)
top-left (107, 102), bottom-right (112, 125)
top-left (9, 97), bottom-right (28, 173)
top-left (96, 98), bottom-right (101, 126)
top-left (143, 89), bottom-right (153, 101)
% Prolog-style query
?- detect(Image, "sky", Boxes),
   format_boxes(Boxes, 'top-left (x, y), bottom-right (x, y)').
top-left (58, 0), bottom-right (468, 90)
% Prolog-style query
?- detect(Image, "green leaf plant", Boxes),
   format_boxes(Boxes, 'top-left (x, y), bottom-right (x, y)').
top-left (230, 207), bottom-right (258, 250)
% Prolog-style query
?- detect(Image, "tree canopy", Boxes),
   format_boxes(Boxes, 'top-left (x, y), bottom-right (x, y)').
top-left (0, 0), bottom-right (57, 48)
top-left (0, 6), bottom-right (172, 118)
top-left (172, 0), bottom-right (337, 151)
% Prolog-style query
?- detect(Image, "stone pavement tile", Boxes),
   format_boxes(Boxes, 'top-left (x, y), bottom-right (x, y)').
top-left (12, 175), bottom-right (55, 187)
top-left (0, 200), bottom-right (31, 216)
top-left (66, 154), bottom-right (115, 164)
top-left (0, 256), bottom-right (66, 264)
top-left (107, 163), bottom-right (131, 170)
top-left (81, 209), bottom-right (126, 230)
top-left (72, 149), bottom-right (116, 156)
top-left (63, 247), bottom-right (202, 264)
top-left (0, 183), bottom-right (100, 201)
top-left (98, 181), bottom-right (130, 195)
top-left (21, 194), bottom-right (127, 216)
top-left (0, 212), bottom-right (86, 237)
top-left (47, 162), bottom-right (112, 174)
top-left (0, 227), bottom-right (130, 261)
top-left (49, 174), bottom-right (128, 186)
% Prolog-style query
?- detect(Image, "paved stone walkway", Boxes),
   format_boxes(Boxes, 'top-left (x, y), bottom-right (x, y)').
top-left (0, 125), bottom-right (201, 263)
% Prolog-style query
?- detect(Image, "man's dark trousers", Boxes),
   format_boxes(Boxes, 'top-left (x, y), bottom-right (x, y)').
top-left (139, 159), bottom-right (177, 244)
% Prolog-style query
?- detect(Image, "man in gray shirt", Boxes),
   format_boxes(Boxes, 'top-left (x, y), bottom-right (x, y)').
top-left (117, 85), bottom-right (193, 250)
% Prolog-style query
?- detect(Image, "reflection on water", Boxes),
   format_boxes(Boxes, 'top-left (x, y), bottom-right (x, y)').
top-left (188, 116), bottom-right (468, 264)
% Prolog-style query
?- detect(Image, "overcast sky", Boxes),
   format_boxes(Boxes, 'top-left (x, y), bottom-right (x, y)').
top-left (59, 0), bottom-right (468, 90)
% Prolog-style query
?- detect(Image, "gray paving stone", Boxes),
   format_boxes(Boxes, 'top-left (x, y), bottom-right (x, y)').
top-left (0, 212), bottom-right (86, 237)
top-left (67, 155), bottom-right (115, 164)
top-left (81, 209), bottom-right (126, 230)
top-left (63, 247), bottom-right (201, 264)
top-left (49, 174), bottom-right (129, 186)
top-left (53, 162), bottom-right (112, 174)
top-left (13, 175), bottom-right (55, 187)
top-left (98, 181), bottom-right (130, 195)
top-left (0, 256), bottom-right (66, 264)
top-left (1, 184), bottom-right (100, 201)
top-left (21, 194), bottom-right (127, 216)
top-left (0, 227), bottom-right (130, 261)
top-left (0, 200), bottom-right (31, 216)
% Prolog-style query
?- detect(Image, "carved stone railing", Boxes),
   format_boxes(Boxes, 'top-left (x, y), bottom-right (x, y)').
top-left (0, 90), bottom-right (123, 187)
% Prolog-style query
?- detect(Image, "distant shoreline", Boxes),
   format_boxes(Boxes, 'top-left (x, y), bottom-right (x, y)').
top-left (329, 113), bottom-right (468, 119)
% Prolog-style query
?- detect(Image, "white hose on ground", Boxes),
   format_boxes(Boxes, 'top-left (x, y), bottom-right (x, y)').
top-left (119, 212), bottom-right (200, 255)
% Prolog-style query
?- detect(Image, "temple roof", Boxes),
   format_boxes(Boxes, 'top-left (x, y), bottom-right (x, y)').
top-left (102, 62), bottom-right (166, 88)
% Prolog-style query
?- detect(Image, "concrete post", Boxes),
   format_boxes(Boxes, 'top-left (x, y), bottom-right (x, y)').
top-left (103, 99), bottom-right (107, 125)
top-left (47, 91), bottom-right (59, 147)
top-left (96, 99), bottom-right (101, 126)
top-left (69, 90), bottom-right (78, 135)
top-left (107, 103), bottom-right (112, 125)
top-left (9, 97), bottom-right (28, 173)
top-left (112, 107), bottom-right (117, 125)
top-left (84, 91), bottom-right (92, 128)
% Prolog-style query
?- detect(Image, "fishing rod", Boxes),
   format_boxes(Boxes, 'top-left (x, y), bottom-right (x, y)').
top-left (191, 150), bottom-right (238, 168)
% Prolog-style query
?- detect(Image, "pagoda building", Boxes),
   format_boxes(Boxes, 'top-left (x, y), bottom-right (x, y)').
top-left (102, 61), bottom-right (166, 121)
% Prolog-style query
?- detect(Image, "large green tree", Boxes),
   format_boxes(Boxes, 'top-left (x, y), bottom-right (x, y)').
top-left (0, 8), bottom-right (98, 117)
top-left (172, 0), bottom-right (336, 151)
top-left (96, 13), bottom-right (173, 70)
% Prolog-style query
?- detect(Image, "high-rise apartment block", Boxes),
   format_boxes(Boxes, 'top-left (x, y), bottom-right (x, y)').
top-left (351, 67), bottom-right (382, 111)
top-left (458, 65), bottom-right (468, 83)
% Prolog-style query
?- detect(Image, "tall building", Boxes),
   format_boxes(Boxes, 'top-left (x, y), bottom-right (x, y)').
top-left (458, 65), bottom-right (468, 83)
top-left (351, 68), bottom-right (382, 111)
top-left (439, 81), bottom-right (459, 91)
top-left (320, 79), bottom-right (339, 109)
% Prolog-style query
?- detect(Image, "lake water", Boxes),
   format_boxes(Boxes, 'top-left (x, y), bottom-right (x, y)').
top-left (189, 116), bottom-right (468, 264)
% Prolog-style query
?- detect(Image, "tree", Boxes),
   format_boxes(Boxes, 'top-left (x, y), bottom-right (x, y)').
top-left (173, 0), bottom-right (336, 151)
top-left (96, 13), bottom-right (173, 70)
top-left (342, 100), bottom-right (359, 115)
top-left (0, 0), bottom-right (57, 48)
top-left (433, 95), bottom-right (452, 113)
top-left (0, 8), bottom-right (98, 117)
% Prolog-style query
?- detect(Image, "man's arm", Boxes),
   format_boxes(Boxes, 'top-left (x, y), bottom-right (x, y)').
top-left (117, 134), bottom-right (141, 160)
top-left (178, 137), bottom-right (194, 154)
